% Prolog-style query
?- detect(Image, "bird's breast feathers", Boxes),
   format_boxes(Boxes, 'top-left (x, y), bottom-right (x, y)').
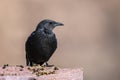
top-left (29, 31), bottom-right (57, 47)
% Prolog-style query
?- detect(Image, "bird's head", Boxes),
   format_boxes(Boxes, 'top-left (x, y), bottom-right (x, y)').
top-left (36, 19), bottom-right (64, 31)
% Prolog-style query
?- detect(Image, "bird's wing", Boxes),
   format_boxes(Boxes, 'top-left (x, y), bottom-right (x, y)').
top-left (25, 31), bottom-right (46, 63)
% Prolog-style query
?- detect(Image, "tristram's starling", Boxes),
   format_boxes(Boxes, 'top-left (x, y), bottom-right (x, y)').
top-left (25, 19), bottom-right (63, 66)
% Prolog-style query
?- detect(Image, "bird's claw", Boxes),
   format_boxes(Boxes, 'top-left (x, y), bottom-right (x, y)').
top-left (45, 62), bottom-right (54, 67)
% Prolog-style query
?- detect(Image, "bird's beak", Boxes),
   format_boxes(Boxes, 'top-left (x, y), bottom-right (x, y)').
top-left (55, 22), bottom-right (64, 26)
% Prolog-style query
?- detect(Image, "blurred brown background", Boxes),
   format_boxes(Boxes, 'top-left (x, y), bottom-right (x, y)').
top-left (0, 0), bottom-right (120, 80)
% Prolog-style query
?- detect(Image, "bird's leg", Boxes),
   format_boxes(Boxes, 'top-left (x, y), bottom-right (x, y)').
top-left (26, 54), bottom-right (30, 66)
top-left (45, 62), bottom-right (54, 67)
top-left (30, 61), bottom-right (33, 66)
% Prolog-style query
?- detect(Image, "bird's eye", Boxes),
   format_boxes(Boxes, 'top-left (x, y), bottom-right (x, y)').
top-left (49, 22), bottom-right (53, 25)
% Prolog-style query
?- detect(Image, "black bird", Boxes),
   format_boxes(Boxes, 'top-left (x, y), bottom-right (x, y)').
top-left (25, 19), bottom-right (63, 66)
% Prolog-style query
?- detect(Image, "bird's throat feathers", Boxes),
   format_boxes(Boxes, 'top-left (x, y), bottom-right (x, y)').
top-left (35, 27), bottom-right (54, 38)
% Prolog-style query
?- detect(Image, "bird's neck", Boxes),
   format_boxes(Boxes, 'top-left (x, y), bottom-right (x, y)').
top-left (36, 28), bottom-right (53, 35)
top-left (44, 28), bottom-right (53, 34)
